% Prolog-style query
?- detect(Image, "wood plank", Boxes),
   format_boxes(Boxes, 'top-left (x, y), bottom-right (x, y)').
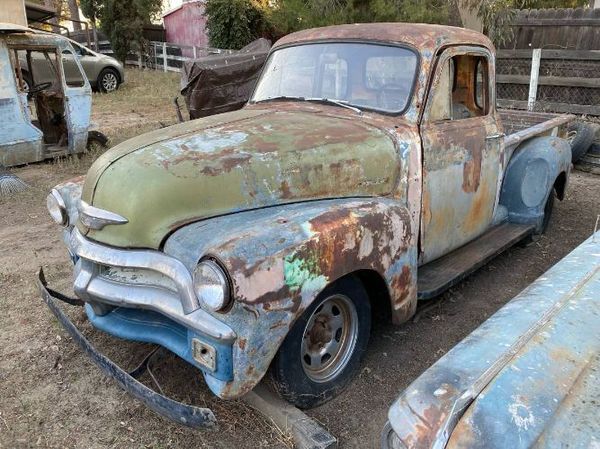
top-left (511, 18), bottom-right (600, 26)
top-left (497, 74), bottom-right (600, 89)
top-left (497, 49), bottom-right (600, 61)
top-left (418, 223), bottom-right (534, 300)
top-left (497, 99), bottom-right (600, 116)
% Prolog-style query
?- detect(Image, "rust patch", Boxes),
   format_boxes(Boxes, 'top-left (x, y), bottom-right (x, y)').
top-left (280, 180), bottom-right (292, 198)
top-left (462, 144), bottom-right (482, 193)
top-left (390, 265), bottom-right (412, 307)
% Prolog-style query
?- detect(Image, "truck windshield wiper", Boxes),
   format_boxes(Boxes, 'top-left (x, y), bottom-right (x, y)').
top-left (254, 95), bottom-right (306, 103)
top-left (304, 98), bottom-right (363, 115)
top-left (255, 96), bottom-right (362, 115)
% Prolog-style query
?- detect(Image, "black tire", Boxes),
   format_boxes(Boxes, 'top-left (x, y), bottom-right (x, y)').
top-left (270, 275), bottom-right (371, 409)
top-left (381, 421), bottom-right (402, 449)
top-left (97, 68), bottom-right (120, 93)
top-left (589, 140), bottom-right (600, 157)
top-left (567, 122), bottom-right (595, 163)
top-left (540, 189), bottom-right (555, 234)
top-left (87, 130), bottom-right (109, 149)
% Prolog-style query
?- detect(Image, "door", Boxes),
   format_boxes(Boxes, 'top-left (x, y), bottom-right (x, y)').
top-left (60, 45), bottom-right (92, 154)
top-left (419, 47), bottom-right (502, 264)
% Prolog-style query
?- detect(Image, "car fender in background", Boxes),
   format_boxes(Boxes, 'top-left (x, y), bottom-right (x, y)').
top-left (383, 230), bottom-right (600, 449)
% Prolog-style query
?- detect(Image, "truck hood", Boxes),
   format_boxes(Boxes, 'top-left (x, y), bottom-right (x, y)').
top-left (81, 108), bottom-right (401, 249)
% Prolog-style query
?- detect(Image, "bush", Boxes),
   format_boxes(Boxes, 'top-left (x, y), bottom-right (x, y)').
top-left (205, 0), bottom-right (272, 49)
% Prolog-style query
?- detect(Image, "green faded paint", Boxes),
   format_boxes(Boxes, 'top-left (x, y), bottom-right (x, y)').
top-left (284, 253), bottom-right (323, 292)
top-left (82, 108), bottom-right (401, 249)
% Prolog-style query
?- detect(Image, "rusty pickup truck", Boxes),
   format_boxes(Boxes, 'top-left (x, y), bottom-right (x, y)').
top-left (39, 23), bottom-right (574, 427)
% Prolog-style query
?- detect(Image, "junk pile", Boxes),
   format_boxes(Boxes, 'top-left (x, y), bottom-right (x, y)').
top-left (180, 38), bottom-right (271, 119)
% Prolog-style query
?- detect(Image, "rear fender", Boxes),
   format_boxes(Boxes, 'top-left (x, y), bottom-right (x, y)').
top-left (499, 136), bottom-right (570, 231)
top-left (164, 198), bottom-right (418, 398)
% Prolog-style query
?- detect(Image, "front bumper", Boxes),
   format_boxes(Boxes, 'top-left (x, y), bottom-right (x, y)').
top-left (67, 228), bottom-right (236, 385)
top-left (37, 269), bottom-right (218, 429)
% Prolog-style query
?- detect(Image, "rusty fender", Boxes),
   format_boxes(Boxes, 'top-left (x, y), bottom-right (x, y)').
top-left (499, 136), bottom-right (571, 231)
top-left (164, 198), bottom-right (418, 398)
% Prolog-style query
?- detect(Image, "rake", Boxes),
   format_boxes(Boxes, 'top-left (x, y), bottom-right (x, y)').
top-left (0, 165), bottom-right (29, 197)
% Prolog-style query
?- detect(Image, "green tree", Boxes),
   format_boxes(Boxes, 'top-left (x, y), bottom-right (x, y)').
top-left (269, 0), bottom-right (449, 36)
top-left (205, 0), bottom-right (272, 49)
top-left (97, 0), bottom-right (163, 63)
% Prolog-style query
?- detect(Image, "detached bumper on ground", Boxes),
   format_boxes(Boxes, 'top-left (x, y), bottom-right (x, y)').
top-left (37, 268), bottom-right (218, 430)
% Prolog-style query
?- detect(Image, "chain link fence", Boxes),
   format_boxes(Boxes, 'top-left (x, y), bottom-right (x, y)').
top-left (496, 50), bottom-right (600, 116)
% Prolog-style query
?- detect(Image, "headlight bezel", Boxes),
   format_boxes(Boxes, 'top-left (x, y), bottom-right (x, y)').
top-left (46, 189), bottom-right (68, 226)
top-left (193, 257), bottom-right (232, 313)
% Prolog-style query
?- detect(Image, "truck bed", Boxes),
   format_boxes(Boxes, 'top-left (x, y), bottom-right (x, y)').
top-left (499, 109), bottom-right (574, 163)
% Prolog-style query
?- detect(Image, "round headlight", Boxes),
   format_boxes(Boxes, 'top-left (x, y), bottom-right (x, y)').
top-left (46, 189), bottom-right (68, 226)
top-left (193, 259), bottom-right (231, 312)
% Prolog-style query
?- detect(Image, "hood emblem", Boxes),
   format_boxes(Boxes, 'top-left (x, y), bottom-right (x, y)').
top-left (78, 200), bottom-right (128, 230)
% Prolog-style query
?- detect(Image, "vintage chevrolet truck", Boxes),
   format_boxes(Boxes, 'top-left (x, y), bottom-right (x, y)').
top-left (39, 23), bottom-right (574, 426)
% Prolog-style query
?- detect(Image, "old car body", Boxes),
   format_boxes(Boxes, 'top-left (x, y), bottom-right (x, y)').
top-left (383, 230), bottom-right (600, 449)
top-left (40, 23), bottom-right (574, 426)
top-left (0, 23), bottom-right (92, 167)
top-left (18, 37), bottom-right (125, 93)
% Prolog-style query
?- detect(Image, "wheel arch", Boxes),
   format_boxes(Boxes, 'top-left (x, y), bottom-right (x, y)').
top-left (499, 135), bottom-right (571, 230)
top-left (553, 170), bottom-right (568, 201)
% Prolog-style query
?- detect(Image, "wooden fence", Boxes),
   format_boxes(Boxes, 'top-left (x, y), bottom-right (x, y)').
top-left (496, 8), bottom-right (600, 116)
top-left (500, 8), bottom-right (600, 50)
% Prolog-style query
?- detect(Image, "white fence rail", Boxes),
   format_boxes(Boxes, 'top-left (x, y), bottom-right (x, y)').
top-left (120, 41), bottom-right (232, 73)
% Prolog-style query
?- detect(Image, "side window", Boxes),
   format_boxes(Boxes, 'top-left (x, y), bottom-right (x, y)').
top-left (62, 49), bottom-right (86, 87)
top-left (428, 58), bottom-right (454, 121)
top-left (475, 59), bottom-right (487, 110)
top-left (428, 53), bottom-right (489, 122)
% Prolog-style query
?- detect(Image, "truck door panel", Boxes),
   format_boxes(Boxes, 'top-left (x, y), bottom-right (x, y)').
top-left (420, 48), bottom-right (502, 264)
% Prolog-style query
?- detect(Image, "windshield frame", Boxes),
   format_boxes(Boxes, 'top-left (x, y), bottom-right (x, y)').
top-left (249, 39), bottom-right (421, 116)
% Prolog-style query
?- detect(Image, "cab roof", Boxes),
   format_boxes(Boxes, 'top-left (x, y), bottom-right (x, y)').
top-left (273, 22), bottom-right (494, 54)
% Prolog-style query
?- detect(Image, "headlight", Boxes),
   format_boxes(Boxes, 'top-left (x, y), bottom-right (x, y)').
top-left (46, 189), bottom-right (68, 226)
top-left (193, 259), bottom-right (231, 312)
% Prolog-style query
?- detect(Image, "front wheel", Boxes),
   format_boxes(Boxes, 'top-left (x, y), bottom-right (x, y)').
top-left (270, 275), bottom-right (371, 409)
top-left (98, 68), bottom-right (120, 93)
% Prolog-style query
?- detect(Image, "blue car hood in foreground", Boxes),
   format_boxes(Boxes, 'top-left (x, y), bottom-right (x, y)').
top-left (387, 231), bottom-right (600, 449)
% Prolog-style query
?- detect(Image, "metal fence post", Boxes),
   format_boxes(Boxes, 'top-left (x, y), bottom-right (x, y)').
top-left (163, 42), bottom-right (167, 72)
top-left (528, 48), bottom-right (541, 111)
top-left (193, 46), bottom-right (197, 59)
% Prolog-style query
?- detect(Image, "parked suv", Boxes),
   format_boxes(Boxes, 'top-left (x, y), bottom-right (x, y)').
top-left (20, 37), bottom-right (124, 93)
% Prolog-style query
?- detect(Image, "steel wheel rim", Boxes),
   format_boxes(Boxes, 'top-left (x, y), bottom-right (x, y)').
top-left (102, 73), bottom-right (117, 91)
top-left (301, 294), bottom-right (359, 383)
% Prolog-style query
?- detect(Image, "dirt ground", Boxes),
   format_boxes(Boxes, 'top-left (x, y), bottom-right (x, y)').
top-left (1, 70), bottom-right (600, 449)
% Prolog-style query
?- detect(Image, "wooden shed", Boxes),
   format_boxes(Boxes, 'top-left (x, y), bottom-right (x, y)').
top-left (162, 0), bottom-right (209, 49)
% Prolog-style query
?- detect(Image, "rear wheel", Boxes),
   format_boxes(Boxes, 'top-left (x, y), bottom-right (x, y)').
top-left (270, 275), bottom-right (371, 409)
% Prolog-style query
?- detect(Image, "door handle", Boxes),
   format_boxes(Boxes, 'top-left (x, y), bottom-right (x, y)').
top-left (486, 133), bottom-right (505, 140)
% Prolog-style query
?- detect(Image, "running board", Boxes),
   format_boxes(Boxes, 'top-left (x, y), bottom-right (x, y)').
top-left (417, 223), bottom-right (535, 300)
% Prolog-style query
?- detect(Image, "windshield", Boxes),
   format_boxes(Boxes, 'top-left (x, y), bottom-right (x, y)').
top-left (251, 42), bottom-right (418, 114)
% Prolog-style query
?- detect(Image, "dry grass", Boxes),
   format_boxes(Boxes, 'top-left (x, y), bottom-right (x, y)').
top-left (91, 68), bottom-right (182, 146)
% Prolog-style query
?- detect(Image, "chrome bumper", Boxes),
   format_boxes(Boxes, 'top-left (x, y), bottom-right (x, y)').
top-left (69, 228), bottom-right (235, 344)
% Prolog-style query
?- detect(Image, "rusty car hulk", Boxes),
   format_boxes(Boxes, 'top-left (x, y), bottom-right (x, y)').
top-left (40, 23), bottom-right (573, 422)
